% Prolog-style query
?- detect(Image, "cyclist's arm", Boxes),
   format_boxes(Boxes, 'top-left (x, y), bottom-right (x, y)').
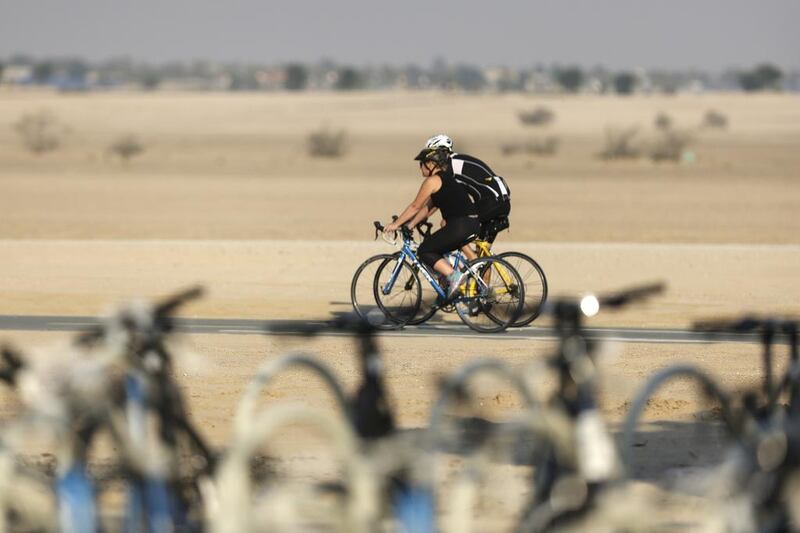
top-left (406, 200), bottom-right (436, 228)
top-left (386, 177), bottom-right (439, 231)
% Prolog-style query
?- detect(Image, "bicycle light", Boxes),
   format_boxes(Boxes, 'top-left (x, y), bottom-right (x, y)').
top-left (580, 295), bottom-right (600, 317)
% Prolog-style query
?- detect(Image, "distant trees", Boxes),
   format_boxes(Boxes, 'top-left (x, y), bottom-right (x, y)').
top-left (0, 55), bottom-right (793, 94)
top-left (335, 67), bottom-right (362, 90)
top-left (140, 70), bottom-right (161, 90)
top-left (285, 64), bottom-right (308, 91)
top-left (738, 64), bottom-right (783, 91)
top-left (451, 65), bottom-right (487, 91)
top-left (613, 72), bottom-right (637, 95)
top-left (555, 67), bottom-right (584, 93)
top-left (32, 61), bottom-right (54, 83)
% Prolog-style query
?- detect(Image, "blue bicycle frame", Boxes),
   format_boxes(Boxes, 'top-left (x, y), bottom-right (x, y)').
top-left (382, 236), bottom-right (468, 302)
top-left (123, 373), bottom-right (195, 533)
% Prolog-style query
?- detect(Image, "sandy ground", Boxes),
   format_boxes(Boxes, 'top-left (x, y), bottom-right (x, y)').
top-left (0, 91), bottom-right (799, 528)
top-left (0, 240), bottom-right (796, 328)
top-left (0, 92), bottom-right (798, 243)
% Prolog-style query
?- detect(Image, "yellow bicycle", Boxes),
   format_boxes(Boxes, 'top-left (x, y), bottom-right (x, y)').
top-left (411, 218), bottom-right (547, 327)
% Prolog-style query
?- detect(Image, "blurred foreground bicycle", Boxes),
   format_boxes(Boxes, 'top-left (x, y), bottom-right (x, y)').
top-left (623, 315), bottom-right (800, 531)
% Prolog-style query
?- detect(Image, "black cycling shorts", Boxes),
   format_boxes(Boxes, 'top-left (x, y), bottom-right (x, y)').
top-left (418, 216), bottom-right (480, 269)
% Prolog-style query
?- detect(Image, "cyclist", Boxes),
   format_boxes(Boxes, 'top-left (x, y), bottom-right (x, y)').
top-left (384, 144), bottom-right (480, 299)
top-left (411, 135), bottom-right (511, 259)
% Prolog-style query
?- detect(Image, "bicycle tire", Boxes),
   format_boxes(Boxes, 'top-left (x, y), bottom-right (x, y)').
top-left (372, 255), bottom-right (422, 328)
top-left (350, 254), bottom-right (405, 329)
top-left (454, 257), bottom-right (525, 333)
top-left (495, 251), bottom-right (548, 327)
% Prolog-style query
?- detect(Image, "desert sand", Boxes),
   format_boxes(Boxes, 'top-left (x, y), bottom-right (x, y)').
top-left (0, 90), bottom-right (798, 528)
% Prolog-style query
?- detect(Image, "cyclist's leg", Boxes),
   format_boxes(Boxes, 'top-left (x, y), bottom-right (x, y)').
top-left (418, 217), bottom-right (480, 277)
top-left (461, 243), bottom-right (478, 261)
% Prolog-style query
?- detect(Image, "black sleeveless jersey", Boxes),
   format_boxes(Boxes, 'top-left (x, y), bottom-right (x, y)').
top-left (430, 173), bottom-right (477, 220)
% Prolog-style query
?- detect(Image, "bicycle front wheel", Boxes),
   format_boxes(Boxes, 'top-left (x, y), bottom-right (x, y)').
top-left (454, 257), bottom-right (524, 333)
top-left (373, 255), bottom-right (422, 327)
top-left (351, 254), bottom-right (404, 329)
top-left (495, 251), bottom-right (548, 327)
top-left (406, 262), bottom-right (440, 326)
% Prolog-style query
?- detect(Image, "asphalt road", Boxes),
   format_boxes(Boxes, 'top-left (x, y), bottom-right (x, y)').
top-left (0, 314), bottom-right (781, 345)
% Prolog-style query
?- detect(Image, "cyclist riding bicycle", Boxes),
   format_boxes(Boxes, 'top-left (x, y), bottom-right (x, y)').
top-left (384, 144), bottom-right (480, 299)
top-left (410, 135), bottom-right (511, 259)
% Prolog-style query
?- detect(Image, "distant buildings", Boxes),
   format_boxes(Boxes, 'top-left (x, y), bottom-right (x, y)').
top-left (0, 56), bottom-right (796, 94)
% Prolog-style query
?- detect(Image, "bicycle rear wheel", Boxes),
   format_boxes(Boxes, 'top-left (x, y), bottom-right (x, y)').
top-left (496, 251), bottom-right (548, 327)
top-left (351, 254), bottom-right (405, 329)
top-left (373, 255), bottom-right (422, 327)
top-left (454, 257), bottom-right (524, 333)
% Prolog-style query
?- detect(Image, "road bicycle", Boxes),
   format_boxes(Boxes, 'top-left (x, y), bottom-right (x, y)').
top-left (352, 217), bottom-right (546, 330)
top-left (228, 315), bottom-right (435, 532)
top-left (623, 316), bottom-right (800, 531)
top-left (422, 283), bottom-right (665, 531)
top-left (353, 221), bottom-right (525, 333)
top-left (0, 287), bottom-right (214, 532)
top-left (418, 217), bottom-right (547, 328)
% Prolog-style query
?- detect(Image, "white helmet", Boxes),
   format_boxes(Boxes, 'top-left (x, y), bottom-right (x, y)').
top-left (425, 134), bottom-right (453, 152)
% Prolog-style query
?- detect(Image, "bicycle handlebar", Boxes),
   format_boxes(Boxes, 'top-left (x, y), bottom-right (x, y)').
top-left (693, 316), bottom-right (799, 336)
top-left (266, 314), bottom-right (379, 337)
top-left (596, 281), bottom-right (666, 308)
top-left (373, 220), bottom-right (408, 244)
top-left (75, 285), bottom-right (205, 346)
top-left (542, 281), bottom-right (666, 319)
top-left (154, 285), bottom-right (205, 317)
top-left (373, 218), bottom-right (430, 245)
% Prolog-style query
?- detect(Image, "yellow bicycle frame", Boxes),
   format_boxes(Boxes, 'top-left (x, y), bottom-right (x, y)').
top-left (462, 239), bottom-right (517, 297)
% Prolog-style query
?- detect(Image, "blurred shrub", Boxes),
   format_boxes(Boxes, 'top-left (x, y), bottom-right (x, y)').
top-left (13, 109), bottom-right (66, 155)
top-left (598, 126), bottom-right (641, 159)
top-left (501, 136), bottom-right (559, 157)
top-left (308, 126), bottom-right (348, 158)
top-left (649, 130), bottom-right (693, 163)
top-left (654, 112), bottom-right (673, 131)
top-left (518, 106), bottom-right (555, 126)
top-left (109, 134), bottom-right (145, 162)
top-left (703, 109), bottom-right (729, 129)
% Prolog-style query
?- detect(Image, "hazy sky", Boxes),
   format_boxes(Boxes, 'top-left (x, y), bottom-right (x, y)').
top-left (2, 0), bottom-right (798, 69)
